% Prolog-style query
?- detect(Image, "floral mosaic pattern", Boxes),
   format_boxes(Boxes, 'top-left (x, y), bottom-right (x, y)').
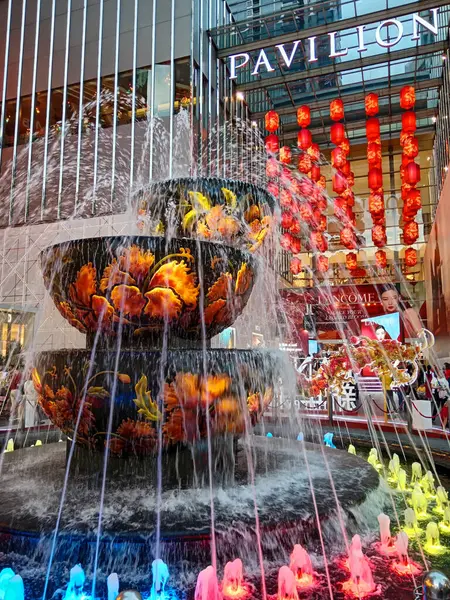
top-left (32, 360), bottom-right (274, 457)
top-left (42, 239), bottom-right (255, 339)
top-left (136, 181), bottom-right (273, 253)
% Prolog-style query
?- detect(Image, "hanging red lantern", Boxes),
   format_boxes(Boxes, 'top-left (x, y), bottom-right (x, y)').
top-left (318, 214), bottom-right (327, 232)
top-left (330, 99), bottom-right (344, 121)
top-left (347, 171), bottom-right (355, 188)
top-left (402, 153), bottom-right (413, 166)
top-left (341, 161), bottom-right (351, 176)
top-left (405, 189), bottom-right (422, 213)
top-left (265, 110), bottom-right (279, 132)
top-left (310, 164), bottom-right (321, 181)
top-left (342, 188), bottom-right (355, 205)
top-left (298, 177), bottom-right (314, 197)
top-left (403, 136), bottom-right (419, 159)
top-left (311, 231), bottom-right (328, 253)
top-left (403, 221), bottom-right (419, 245)
top-left (331, 147), bottom-right (347, 169)
top-left (373, 213), bottom-right (386, 226)
top-left (375, 249), bottom-right (387, 269)
top-left (265, 134), bottom-right (279, 154)
top-left (290, 257), bottom-right (302, 275)
top-left (366, 118), bottom-right (380, 141)
top-left (400, 86), bottom-right (416, 110)
top-left (331, 122), bottom-right (345, 145)
top-left (346, 252), bottom-right (358, 271)
top-left (280, 146), bottom-right (292, 164)
top-left (369, 192), bottom-right (385, 217)
top-left (405, 247), bottom-right (417, 267)
top-left (340, 138), bottom-right (350, 156)
top-left (267, 182), bottom-right (279, 197)
top-left (297, 105), bottom-right (311, 128)
top-left (298, 154), bottom-right (312, 174)
top-left (291, 236), bottom-right (301, 255)
top-left (266, 158), bottom-right (279, 178)
top-left (307, 143), bottom-right (320, 162)
top-left (402, 111), bottom-right (416, 134)
top-left (317, 255), bottom-right (329, 273)
top-left (297, 129), bottom-right (312, 150)
top-left (372, 224), bottom-right (387, 248)
top-left (281, 211), bottom-right (294, 229)
top-left (367, 141), bottom-right (382, 165)
top-left (280, 189), bottom-right (293, 208)
top-left (317, 175), bottom-right (326, 190)
top-left (340, 226), bottom-right (357, 250)
top-left (299, 202), bottom-right (313, 222)
top-left (334, 197), bottom-right (347, 220)
top-left (365, 93), bottom-right (379, 117)
top-left (333, 171), bottom-right (348, 194)
top-left (405, 162), bottom-right (421, 185)
top-left (289, 220), bottom-right (301, 235)
top-left (368, 167), bottom-right (383, 190)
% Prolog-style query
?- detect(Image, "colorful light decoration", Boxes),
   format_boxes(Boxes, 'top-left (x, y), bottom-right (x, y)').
top-left (405, 247), bottom-right (418, 267)
top-left (400, 85), bottom-right (416, 110)
top-left (265, 110), bottom-right (279, 132)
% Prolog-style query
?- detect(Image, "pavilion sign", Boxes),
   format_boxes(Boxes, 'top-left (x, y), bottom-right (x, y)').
top-left (229, 7), bottom-right (440, 79)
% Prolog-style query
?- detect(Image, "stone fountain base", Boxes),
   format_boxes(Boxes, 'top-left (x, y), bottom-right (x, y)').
top-left (0, 437), bottom-right (385, 596)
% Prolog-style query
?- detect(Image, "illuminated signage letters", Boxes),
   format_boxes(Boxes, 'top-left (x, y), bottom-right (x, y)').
top-left (229, 8), bottom-right (439, 79)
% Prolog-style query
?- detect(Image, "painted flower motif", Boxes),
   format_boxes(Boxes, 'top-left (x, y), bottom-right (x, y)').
top-left (111, 285), bottom-right (146, 317)
top-left (147, 259), bottom-right (199, 309)
top-left (109, 418), bottom-right (157, 456)
top-left (204, 263), bottom-right (254, 327)
top-left (70, 263), bottom-right (97, 307)
top-left (58, 301), bottom-right (87, 333)
top-left (235, 264), bottom-right (252, 296)
top-left (118, 245), bottom-right (155, 284)
top-left (99, 260), bottom-right (136, 292)
top-left (144, 288), bottom-right (183, 320)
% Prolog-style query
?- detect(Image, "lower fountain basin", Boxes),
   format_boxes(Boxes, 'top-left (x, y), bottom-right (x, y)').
top-left (33, 349), bottom-right (281, 456)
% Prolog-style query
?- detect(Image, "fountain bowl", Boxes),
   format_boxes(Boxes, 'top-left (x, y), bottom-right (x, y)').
top-left (41, 236), bottom-right (257, 344)
top-left (134, 177), bottom-right (275, 252)
top-left (32, 348), bottom-right (280, 456)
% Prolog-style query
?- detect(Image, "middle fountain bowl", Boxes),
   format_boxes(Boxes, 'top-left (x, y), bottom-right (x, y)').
top-left (41, 236), bottom-right (257, 345)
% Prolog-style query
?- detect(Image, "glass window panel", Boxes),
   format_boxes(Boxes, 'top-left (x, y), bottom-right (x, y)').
top-left (174, 59), bottom-right (191, 114)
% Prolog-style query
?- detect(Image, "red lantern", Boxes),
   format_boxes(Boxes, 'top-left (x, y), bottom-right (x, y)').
top-left (318, 214), bottom-right (327, 232)
top-left (298, 178), bottom-right (314, 197)
top-left (375, 250), bottom-right (387, 269)
top-left (369, 192), bottom-right (384, 217)
top-left (403, 221), bottom-right (419, 245)
top-left (289, 220), bottom-right (301, 235)
top-left (366, 118), bottom-right (380, 142)
top-left (310, 164), bottom-right (321, 181)
top-left (281, 211), bottom-right (294, 229)
top-left (341, 161), bottom-right (351, 176)
top-left (405, 188), bottom-right (422, 213)
top-left (343, 189), bottom-right (355, 205)
top-left (280, 233), bottom-right (294, 251)
top-left (299, 202), bottom-right (313, 222)
top-left (297, 105), bottom-right (311, 128)
top-left (317, 175), bottom-right (326, 190)
top-left (405, 162), bottom-right (420, 185)
top-left (265, 110), bottom-right (279, 132)
top-left (291, 236), bottom-right (301, 255)
top-left (347, 172), bottom-right (355, 188)
top-left (307, 143), bottom-right (320, 162)
top-left (401, 182), bottom-right (413, 200)
top-left (368, 167), bottom-right (383, 190)
top-left (280, 189), bottom-right (293, 208)
top-left (340, 138), bottom-right (350, 156)
top-left (405, 247), bottom-right (417, 267)
top-left (346, 252), bottom-right (358, 271)
top-left (330, 99), bottom-right (344, 121)
top-left (267, 182), bottom-right (279, 197)
top-left (402, 111), bottom-right (416, 134)
top-left (372, 224), bottom-right (387, 248)
top-left (334, 197), bottom-right (347, 220)
top-left (297, 129), bottom-right (312, 150)
top-left (340, 226), bottom-right (357, 250)
top-left (298, 154), bottom-right (312, 174)
top-left (331, 147), bottom-right (347, 169)
top-left (265, 134), bottom-right (279, 154)
top-left (266, 158), bottom-right (279, 178)
top-left (365, 93), bottom-right (379, 117)
top-left (311, 231), bottom-right (328, 253)
top-left (290, 257), bottom-right (302, 275)
top-left (346, 207), bottom-right (356, 226)
top-left (317, 255), bottom-right (329, 273)
top-left (373, 213), bottom-right (385, 226)
top-left (280, 146), bottom-right (292, 164)
top-left (333, 171), bottom-right (348, 194)
top-left (331, 122), bottom-right (345, 146)
top-left (403, 136), bottom-right (419, 159)
top-left (367, 142), bottom-right (382, 165)
top-left (400, 86), bottom-right (415, 110)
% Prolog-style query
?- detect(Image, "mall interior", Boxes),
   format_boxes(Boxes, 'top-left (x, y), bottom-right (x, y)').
top-left (1, 1), bottom-right (450, 599)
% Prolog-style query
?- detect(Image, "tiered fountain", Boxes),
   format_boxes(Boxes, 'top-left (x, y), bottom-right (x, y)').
top-left (0, 178), bottom-right (381, 597)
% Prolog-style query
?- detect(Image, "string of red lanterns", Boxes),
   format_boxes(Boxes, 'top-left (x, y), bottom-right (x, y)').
top-left (365, 92), bottom-right (387, 255)
top-left (399, 85), bottom-right (419, 267)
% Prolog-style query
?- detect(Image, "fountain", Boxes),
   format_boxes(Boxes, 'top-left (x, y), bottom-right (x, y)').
top-left (397, 468), bottom-right (408, 492)
top-left (64, 566), bottom-right (85, 600)
top-left (378, 513), bottom-right (395, 554)
top-left (411, 462), bottom-right (423, 485)
top-left (367, 448), bottom-right (382, 471)
top-left (195, 566), bottom-right (221, 600)
top-left (3, 577), bottom-right (24, 600)
top-left (107, 574), bottom-right (119, 600)
top-left (348, 444), bottom-right (356, 455)
top-left (391, 532), bottom-right (421, 576)
top-left (222, 559), bottom-right (250, 599)
top-left (404, 507), bottom-right (422, 538)
top-left (289, 544), bottom-right (315, 588)
top-left (0, 570), bottom-right (15, 600)
top-left (424, 522), bottom-right (446, 556)
top-left (388, 454), bottom-right (401, 483)
top-left (343, 537), bottom-right (377, 597)
top-left (412, 485), bottom-right (429, 520)
top-left (421, 471), bottom-right (436, 497)
top-left (276, 566), bottom-right (298, 600)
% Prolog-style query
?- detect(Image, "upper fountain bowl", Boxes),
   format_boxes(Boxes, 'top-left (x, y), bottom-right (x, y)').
top-left (41, 236), bottom-right (256, 345)
top-left (134, 177), bottom-right (275, 253)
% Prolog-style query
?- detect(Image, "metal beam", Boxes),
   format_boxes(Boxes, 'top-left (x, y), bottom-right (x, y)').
top-left (236, 41), bottom-right (448, 92)
top-left (215, 0), bottom-right (450, 58)
top-left (251, 78), bottom-right (442, 119)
